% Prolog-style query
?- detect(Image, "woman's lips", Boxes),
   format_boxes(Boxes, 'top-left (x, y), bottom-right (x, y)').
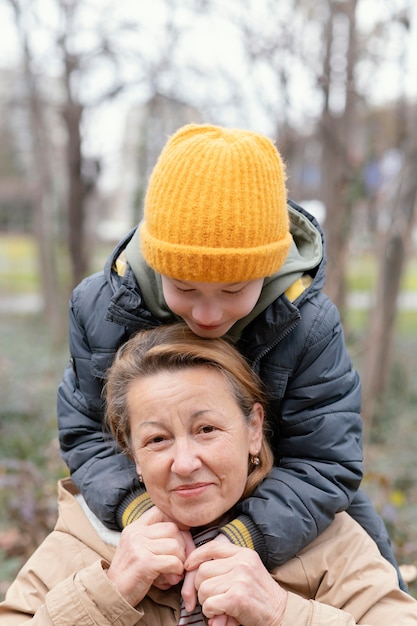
top-left (172, 483), bottom-right (211, 497)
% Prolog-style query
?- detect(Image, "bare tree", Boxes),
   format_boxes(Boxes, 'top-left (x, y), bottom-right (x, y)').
top-left (5, 0), bottom-right (194, 291)
top-left (58, 0), bottom-right (99, 288)
top-left (361, 134), bottom-right (417, 436)
top-left (7, 0), bottom-right (64, 339)
top-left (214, 0), bottom-right (361, 311)
top-left (359, 9), bottom-right (416, 435)
top-left (318, 0), bottom-right (359, 313)
top-left (222, 1), bottom-right (417, 430)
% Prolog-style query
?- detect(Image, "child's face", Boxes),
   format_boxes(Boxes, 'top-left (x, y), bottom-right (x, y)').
top-left (161, 276), bottom-right (264, 338)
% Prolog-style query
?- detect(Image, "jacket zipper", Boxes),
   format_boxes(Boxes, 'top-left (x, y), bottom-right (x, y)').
top-left (251, 316), bottom-right (299, 369)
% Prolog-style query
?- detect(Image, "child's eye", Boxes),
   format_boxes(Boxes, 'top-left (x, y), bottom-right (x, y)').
top-left (222, 288), bottom-right (244, 296)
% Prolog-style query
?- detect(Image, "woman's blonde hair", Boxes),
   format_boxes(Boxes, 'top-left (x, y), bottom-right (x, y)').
top-left (105, 323), bottom-right (274, 499)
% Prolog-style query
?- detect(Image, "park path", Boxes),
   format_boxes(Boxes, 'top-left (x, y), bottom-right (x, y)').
top-left (2, 292), bottom-right (417, 314)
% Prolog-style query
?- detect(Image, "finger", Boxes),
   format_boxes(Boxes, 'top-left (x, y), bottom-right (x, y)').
top-left (154, 572), bottom-right (184, 590)
top-left (182, 568), bottom-right (198, 612)
top-left (185, 541), bottom-right (237, 570)
top-left (182, 530), bottom-right (196, 558)
top-left (186, 543), bottom-right (236, 609)
top-left (181, 531), bottom-right (198, 611)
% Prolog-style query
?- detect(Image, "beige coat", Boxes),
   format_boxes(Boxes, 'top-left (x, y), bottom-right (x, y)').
top-left (1, 478), bottom-right (416, 625)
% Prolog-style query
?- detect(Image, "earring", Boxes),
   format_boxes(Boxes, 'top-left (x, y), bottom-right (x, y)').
top-left (138, 474), bottom-right (144, 483)
top-left (250, 454), bottom-right (260, 466)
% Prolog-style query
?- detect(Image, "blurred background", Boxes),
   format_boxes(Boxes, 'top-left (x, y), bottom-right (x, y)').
top-left (1, 0), bottom-right (417, 599)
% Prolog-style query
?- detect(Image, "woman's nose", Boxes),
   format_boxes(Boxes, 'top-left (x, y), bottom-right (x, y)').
top-left (171, 440), bottom-right (201, 475)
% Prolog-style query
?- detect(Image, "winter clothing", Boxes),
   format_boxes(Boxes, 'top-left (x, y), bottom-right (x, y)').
top-left (56, 199), bottom-right (403, 590)
top-left (1, 478), bottom-right (416, 625)
top-left (140, 124), bottom-right (292, 281)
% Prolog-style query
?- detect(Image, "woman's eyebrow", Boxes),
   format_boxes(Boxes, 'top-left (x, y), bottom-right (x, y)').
top-left (137, 420), bottom-right (164, 429)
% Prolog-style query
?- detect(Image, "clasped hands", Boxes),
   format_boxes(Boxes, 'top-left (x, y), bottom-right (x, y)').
top-left (107, 507), bottom-right (287, 626)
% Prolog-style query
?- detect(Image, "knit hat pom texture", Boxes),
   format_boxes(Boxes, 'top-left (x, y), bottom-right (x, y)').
top-left (140, 123), bottom-right (292, 282)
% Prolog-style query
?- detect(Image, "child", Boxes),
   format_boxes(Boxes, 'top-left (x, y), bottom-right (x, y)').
top-left (58, 123), bottom-right (405, 588)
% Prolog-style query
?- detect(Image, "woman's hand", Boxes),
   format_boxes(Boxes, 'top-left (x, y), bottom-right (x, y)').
top-left (182, 534), bottom-right (238, 626)
top-left (107, 507), bottom-right (192, 606)
top-left (185, 541), bottom-right (288, 626)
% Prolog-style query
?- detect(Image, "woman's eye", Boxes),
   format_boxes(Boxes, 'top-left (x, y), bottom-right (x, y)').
top-left (199, 425), bottom-right (216, 434)
top-left (146, 435), bottom-right (167, 447)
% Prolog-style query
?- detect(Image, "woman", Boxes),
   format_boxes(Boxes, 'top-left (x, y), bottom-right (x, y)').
top-left (1, 324), bottom-right (416, 625)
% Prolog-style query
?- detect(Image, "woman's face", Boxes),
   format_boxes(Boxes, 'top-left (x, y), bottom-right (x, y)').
top-left (128, 366), bottom-right (263, 528)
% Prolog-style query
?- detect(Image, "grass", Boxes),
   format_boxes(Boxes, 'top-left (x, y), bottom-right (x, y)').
top-left (0, 235), bottom-right (40, 293)
top-left (345, 308), bottom-right (417, 336)
top-left (347, 253), bottom-right (417, 292)
top-left (3, 233), bottom-right (417, 294)
top-left (0, 234), bottom-right (115, 295)
top-left (0, 312), bottom-right (69, 599)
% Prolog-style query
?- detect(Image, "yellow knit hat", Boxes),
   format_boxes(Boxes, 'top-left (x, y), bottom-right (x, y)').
top-left (139, 123), bottom-right (292, 282)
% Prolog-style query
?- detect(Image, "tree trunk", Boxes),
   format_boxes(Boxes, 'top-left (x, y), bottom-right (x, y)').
top-left (319, 0), bottom-right (358, 316)
top-left (8, 0), bottom-right (65, 342)
top-left (361, 146), bottom-right (417, 439)
top-left (63, 97), bottom-right (89, 289)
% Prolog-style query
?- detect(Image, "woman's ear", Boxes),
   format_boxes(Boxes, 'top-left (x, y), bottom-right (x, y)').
top-left (249, 402), bottom-right (264, 454)
top-left (135, 459), bottom-right (142, 478)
